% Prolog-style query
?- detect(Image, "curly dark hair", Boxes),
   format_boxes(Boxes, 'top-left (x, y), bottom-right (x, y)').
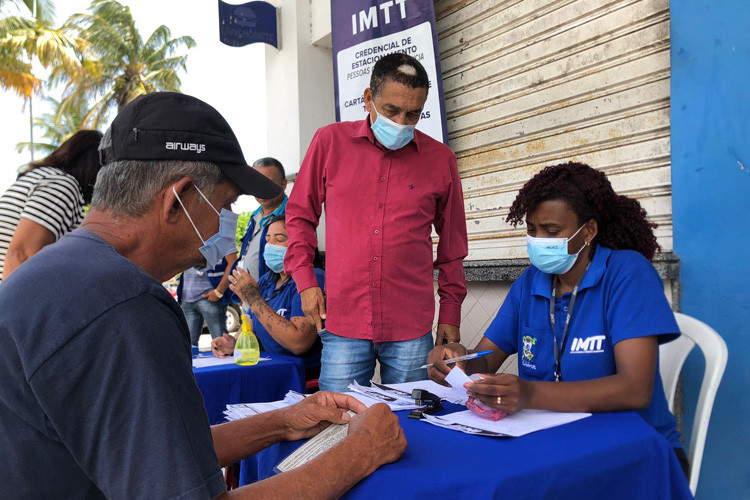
top-left (506, 162), bottom-right (660, 260)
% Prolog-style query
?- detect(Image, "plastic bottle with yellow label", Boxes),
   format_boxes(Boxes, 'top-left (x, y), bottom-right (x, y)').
top-left (234, 314), bottom-right (260, 366)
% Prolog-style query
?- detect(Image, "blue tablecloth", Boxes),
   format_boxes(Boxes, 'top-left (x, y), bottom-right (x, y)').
top-left (243, 403), bottom-right (693, 499)
top-left (193, 352), bottom-right (305, 425)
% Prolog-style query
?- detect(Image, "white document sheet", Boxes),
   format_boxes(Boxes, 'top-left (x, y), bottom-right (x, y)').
top-left (347, 381), bottom-right (420, 411)
top-left (192, 356), bottom-right (271, 369)
top-left (423, 409), bottom-right (591, 437)
top-left (223, 391), bottom-right (306, 421)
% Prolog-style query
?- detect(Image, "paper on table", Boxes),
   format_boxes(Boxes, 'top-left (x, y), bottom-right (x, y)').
top-left (223, 391), bottom-right (306, 421)
top-left (423, 409), bottom-right (591, 437)
top-left (224, 400), bottom-right (290, 420)
top-left (347, 381), bottom-right (420, 411)
top-left (192, 356), bottom-right (271, 368)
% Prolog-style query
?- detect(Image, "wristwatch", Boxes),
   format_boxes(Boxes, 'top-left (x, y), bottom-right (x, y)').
top-left (213, 289), bottom-right (224, 299)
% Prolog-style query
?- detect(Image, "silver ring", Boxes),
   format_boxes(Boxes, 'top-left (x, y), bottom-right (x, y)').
top-left (496, 396), bottom-right (502, 405)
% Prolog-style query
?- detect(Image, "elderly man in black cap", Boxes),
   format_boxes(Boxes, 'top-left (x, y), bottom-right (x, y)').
top-left (0, 92), bottom-right (405, 499)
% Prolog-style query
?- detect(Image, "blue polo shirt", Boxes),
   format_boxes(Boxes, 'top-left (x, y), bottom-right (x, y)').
top-left (485, 246), bottom-right (682, 448)
top-left (250, 268), bottom-right (324, 372)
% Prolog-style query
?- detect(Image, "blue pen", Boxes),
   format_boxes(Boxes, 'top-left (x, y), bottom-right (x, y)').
top-left (420, 350), bottom-right (493, 369)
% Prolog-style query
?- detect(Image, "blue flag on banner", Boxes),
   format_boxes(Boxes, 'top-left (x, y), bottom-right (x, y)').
top-left (218, 0), bottom-right (278, 48)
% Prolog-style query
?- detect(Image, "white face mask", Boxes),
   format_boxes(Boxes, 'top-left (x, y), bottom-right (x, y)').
top-left (173, 185), bottom-right (238, 269)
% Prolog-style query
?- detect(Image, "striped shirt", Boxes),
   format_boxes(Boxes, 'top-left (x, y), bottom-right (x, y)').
top-left (0, 167), bottom-right (84, 279)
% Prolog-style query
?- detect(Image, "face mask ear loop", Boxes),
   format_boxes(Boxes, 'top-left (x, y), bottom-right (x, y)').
top-left (194, 185), bottom-right (221, 217)
top-left (569, 222), bottom-right (589, 255)
top-left (172, 186), bottom-right (206, 245)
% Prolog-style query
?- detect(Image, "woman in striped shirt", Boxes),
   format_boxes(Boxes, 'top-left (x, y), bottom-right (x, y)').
top-left (0, 130), bottom-right (103, 281)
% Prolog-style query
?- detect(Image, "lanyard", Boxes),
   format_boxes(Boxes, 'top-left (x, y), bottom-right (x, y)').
top-left (549, 260), bottom-right (591, 382)
top-left (264, 274), bottom-right (291, 302)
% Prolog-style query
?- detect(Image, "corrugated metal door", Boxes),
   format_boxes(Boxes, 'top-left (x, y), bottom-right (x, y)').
top-left (434, 0), bottom-right (672, 260)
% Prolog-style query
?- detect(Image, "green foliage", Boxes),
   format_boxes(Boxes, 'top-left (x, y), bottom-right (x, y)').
top-left (15, 95), bottom-right (92, 153)
top-left (236, 211), bottom-right (251, 249)
top-left (0, 2), bottom-right (87, 99)
top-left (51, 0), bottom-right (196, 128)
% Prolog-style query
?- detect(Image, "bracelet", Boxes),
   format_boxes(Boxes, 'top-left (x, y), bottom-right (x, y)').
top-left (213, 289), bottom-right (224, 299)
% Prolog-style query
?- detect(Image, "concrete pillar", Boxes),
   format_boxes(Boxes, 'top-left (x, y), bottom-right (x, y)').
top-left (264, 0), bottom-right (334, 175)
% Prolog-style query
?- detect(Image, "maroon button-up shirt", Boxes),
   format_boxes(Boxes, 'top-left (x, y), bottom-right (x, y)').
top-left (285, 118), bottom-right (468, 342)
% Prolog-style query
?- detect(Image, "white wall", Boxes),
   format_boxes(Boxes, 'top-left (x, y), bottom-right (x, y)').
top-left (264, 0), bottom-right (335, 175)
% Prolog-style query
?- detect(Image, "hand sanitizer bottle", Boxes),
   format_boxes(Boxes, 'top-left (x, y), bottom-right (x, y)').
top-left (234, 314), bottom-right (260, 366)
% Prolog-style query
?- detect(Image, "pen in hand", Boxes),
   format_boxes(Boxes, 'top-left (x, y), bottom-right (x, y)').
top-left (420, 350), bottom-right (493, 369)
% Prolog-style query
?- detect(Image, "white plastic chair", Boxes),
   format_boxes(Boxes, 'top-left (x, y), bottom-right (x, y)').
top-left (659, 312), bottom-right (728, 495)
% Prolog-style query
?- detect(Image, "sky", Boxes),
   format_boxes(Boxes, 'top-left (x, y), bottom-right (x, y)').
top-left (0, 0), bottom-right (267, 214)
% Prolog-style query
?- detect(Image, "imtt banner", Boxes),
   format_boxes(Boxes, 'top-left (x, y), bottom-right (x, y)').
top-left (331, 0), bottom-right (448, 144)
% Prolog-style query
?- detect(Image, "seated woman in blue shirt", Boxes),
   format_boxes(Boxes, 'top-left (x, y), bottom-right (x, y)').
top-left (211, 215), bottom-right (323, 379)
top-left (427, 162), bottom-right (688, 474)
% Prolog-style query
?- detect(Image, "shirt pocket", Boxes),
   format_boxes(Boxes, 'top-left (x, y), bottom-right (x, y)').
top-left (518, 326), bottom-right (552, 381)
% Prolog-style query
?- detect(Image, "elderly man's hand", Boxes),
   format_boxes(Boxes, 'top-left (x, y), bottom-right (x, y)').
top-left (281, 391), bottom-right (365, 441)
top-left (347, 403), bottom-right (407, 470)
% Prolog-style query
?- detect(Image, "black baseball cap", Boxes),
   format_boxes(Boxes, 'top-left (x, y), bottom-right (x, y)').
top-left (98, 92), bottom-right (283, 198)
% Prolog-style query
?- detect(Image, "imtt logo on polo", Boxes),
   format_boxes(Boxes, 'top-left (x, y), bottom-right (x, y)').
top-left (165, 141), bottom-right (206, 154)
top-left (570, 335), bottom-right (606, 353)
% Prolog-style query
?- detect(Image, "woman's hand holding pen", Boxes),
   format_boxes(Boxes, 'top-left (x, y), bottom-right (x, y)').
top-left (426, 342), bottom-right (468, 386)
top-left (464, 373), bottom-right (533, 415)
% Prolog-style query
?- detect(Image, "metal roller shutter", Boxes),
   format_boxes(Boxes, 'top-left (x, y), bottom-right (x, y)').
top-left (434, 0), bottom-right (672, 260)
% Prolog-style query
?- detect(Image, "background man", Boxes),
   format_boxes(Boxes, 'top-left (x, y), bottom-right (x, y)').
top-left (0, 92), bottom-right (405, 499)
top-left (177, 252), bottom-right (238, 346)
top-left (285, 53), bottom-right (469, 392)
top-left (238, 157), bottom-right (287, 281)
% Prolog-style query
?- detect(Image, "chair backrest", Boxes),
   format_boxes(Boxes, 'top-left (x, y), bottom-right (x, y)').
top-left (659, 312), bottom-right (728, 495)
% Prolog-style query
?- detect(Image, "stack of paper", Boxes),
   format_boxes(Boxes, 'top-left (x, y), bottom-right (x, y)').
top-left (364, 373), bottom-right (472, 405)
top-left (192, 355), bottom-right (271, 369)
top-left (345, 381), bottom-right (422, 411)
top-left (422, 409), bottom-right (591, 437)
top-left (223, 391), bottom-right (305, 421)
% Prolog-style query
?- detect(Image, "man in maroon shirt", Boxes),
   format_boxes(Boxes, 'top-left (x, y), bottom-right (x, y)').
top-left (285, 53), bottom-right (468, 392)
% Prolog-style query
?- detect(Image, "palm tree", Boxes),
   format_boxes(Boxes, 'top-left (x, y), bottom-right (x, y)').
top-left (0, 0), bottom-right (86, 98)
top-left (15, 95), bottom-right (91, 154)
top-left (54, 0), bottom-right (195, 128)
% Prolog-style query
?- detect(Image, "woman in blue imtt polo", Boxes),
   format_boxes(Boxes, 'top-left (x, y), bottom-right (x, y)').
top-left (211, 214), bottom-right (323, 380)
top-left (427, 162), bottom-right (688, 475)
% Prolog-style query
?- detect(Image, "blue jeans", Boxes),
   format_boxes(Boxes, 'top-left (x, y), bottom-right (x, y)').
top-left (181, 299), bottom-right (227, 346)
top-left (318, 331), bottom-right (433, 392)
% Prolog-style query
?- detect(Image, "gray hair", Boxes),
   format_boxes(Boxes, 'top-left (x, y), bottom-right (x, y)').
top-left (91, 159), bottom-right (226, 217)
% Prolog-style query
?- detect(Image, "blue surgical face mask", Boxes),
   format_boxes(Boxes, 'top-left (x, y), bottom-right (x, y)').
top-left (263, 242), bottom-right (287, 273)
top-left (173, 185), bottom-right (238, 269)
top-left (526, 224), bottom-right (587, 275)
top-left (370, 104), bottom-right (416, 150)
